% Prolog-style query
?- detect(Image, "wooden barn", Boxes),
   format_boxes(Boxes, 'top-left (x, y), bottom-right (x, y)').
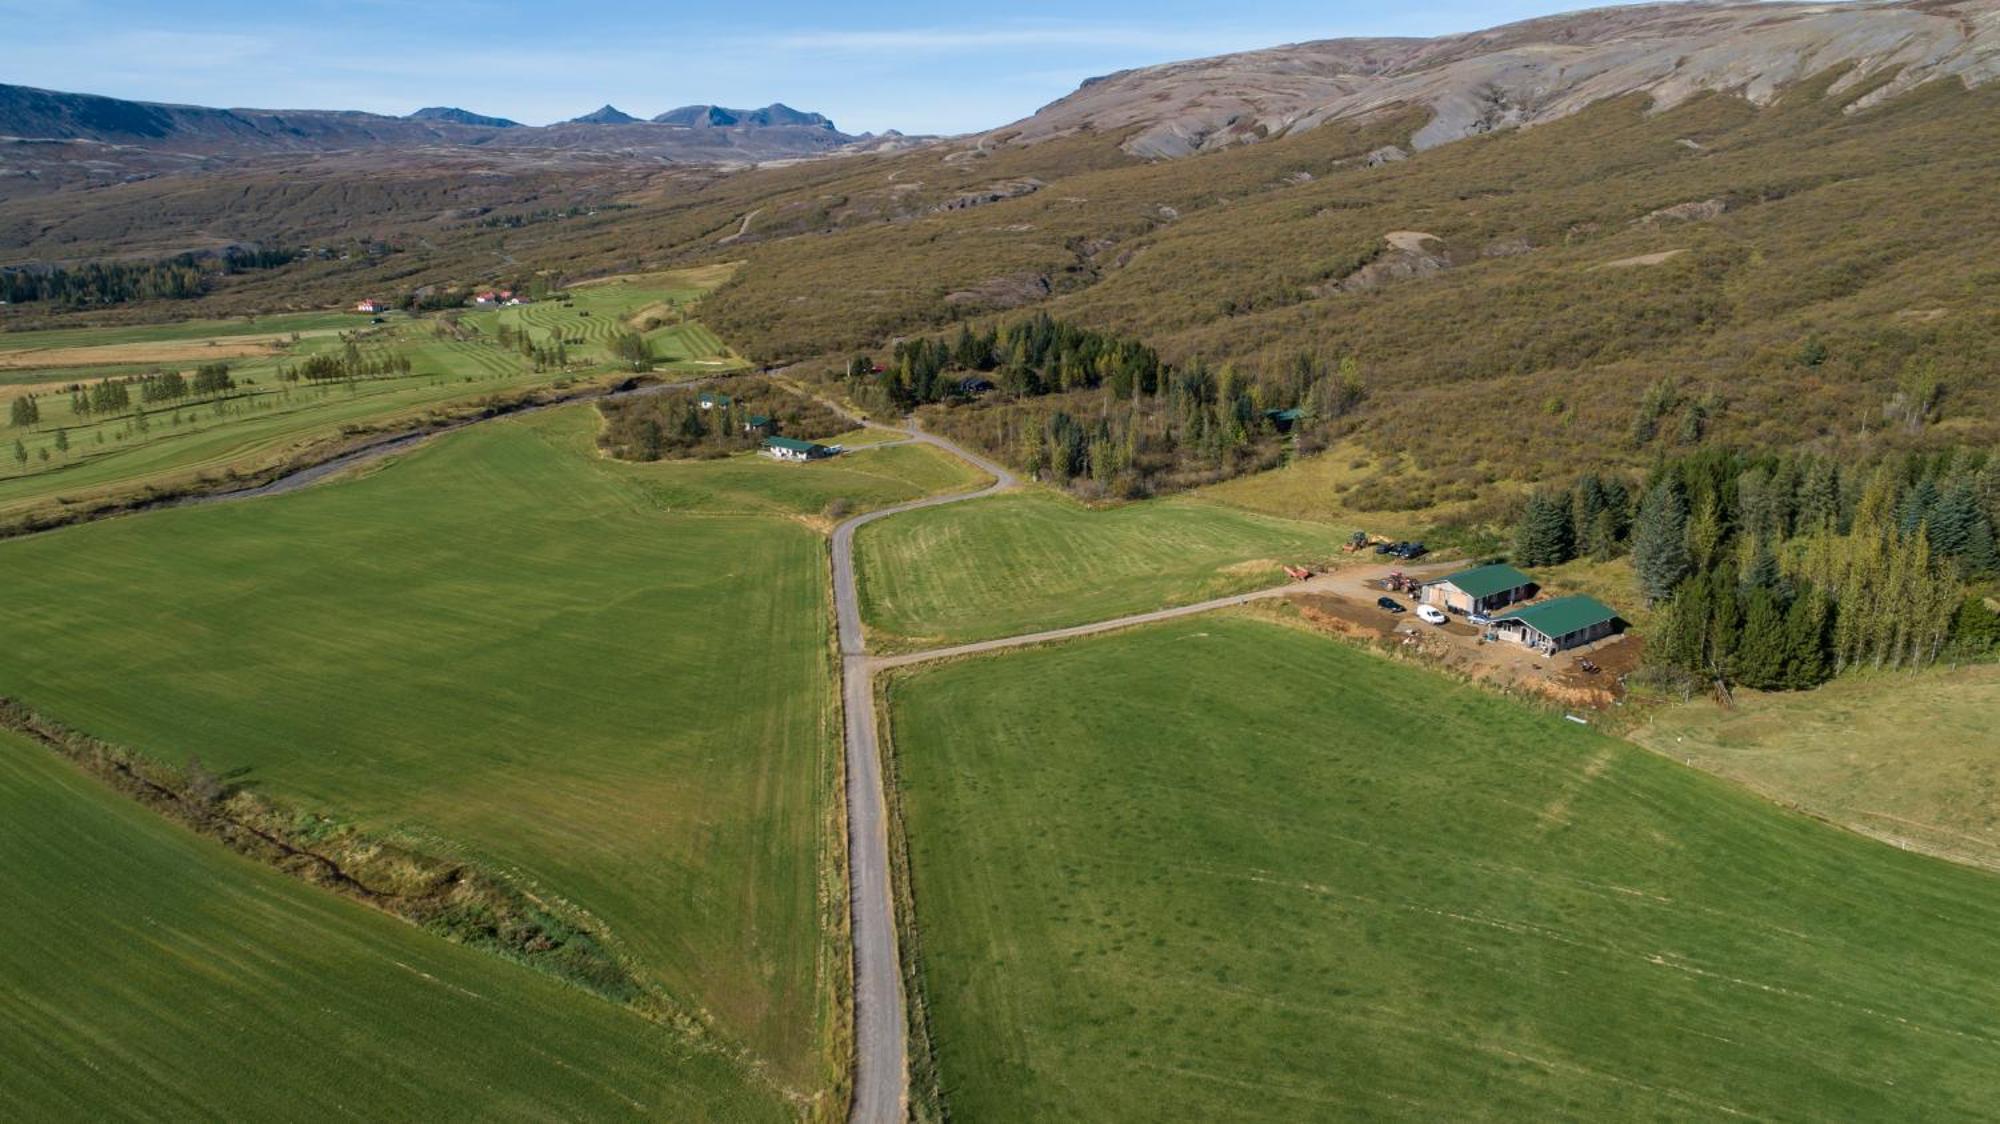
top-left (1491, 595), bottom-right (1621, 654)
top-left (1420, 564), bottom-right (1537, 616)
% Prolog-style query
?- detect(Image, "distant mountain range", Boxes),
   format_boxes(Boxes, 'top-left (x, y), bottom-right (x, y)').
top-left (0, 83), bottom-right (896, 168)
top-left (408, 106), bottom-right (522, 129)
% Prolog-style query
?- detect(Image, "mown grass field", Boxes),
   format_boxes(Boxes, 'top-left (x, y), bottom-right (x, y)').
top-left (0, 403), bottom-right (975, 1100)
top-left (886, 616), bottom-right (2000, 1120)
top-left (0, 274), bottom-right (747, 526)
top-left (1633, 664), bottom-right (2000, 872)
top-left (852, 491), bottom-right (1353, 650)
top-left (0, 309), bottom-right (361, 355)
top-left (0, 357), bottom-right (556, 524)
top-left (479, 267), bottom-right (749, 373)
top-left (0, 729), bottom-right (785, 1121)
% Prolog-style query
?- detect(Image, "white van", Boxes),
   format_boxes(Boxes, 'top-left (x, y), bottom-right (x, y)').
top-left (1416, 604), bottom-right (1448, 625)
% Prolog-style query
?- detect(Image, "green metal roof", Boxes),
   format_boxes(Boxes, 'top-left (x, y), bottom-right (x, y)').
top-left (763, 436), bottom-right (826, 452)
top-left (1264, 407), bottom-right (1303, 422)
top-left (1494, 595), bottom-right (1620, 638)
top-left (1432, 563), bottom-right (1535, 599)
top-left (746, 414), bottom-right (773, 426)
top-left (699, 392), bottom-right (734, 405)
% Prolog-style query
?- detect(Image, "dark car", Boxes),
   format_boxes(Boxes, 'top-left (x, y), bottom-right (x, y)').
top-left (1396, 542), bottom-right (1429, 560)
top-left (1373, 542), bottom-right (1397, 555)
top-left (1376, 596), bottom-right (1405, 613)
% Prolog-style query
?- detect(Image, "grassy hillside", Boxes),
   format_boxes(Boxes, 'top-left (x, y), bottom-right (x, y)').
top-left (1634, 665), bottom-right (2000, 872)
top-left (474, 265), bottom-right (749, 373)
top-left (8, 75), bottom-right (1998, 505)
top-left (887, 617), bottom-right (2000, 1120)
top-left (0, 404), bottom-right (984, 1100)
top-left (853, 491), bottom-right (1353, 650)
top-left (0, 729), bottom-right (784, 1121)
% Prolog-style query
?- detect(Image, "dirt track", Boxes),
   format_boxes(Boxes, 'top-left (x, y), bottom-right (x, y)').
top-left (828, 418), bottom-right (1016, 1124)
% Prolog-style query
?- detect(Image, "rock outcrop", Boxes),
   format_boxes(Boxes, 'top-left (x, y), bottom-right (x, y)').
top-left (979, 2), bottom-right (2000, 159)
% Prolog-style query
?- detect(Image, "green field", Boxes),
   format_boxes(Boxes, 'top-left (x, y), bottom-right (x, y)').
top-left (0, 274), bottom-right (747, 526)
top-left (0, 404), bottom-right (977, 1102)
top-left (0, 729), bottom-right (784, 1121)
top-left (1634, 665), bottom-right (2000, 872)
top-left (0, 309), bottom-right (361, 354)
top-left (853, 491), bottom-right (1353, 650)
top-left (478, 268), bottom-right (749, 373)
top-left (886, 617), bottom-right (2000, 1120)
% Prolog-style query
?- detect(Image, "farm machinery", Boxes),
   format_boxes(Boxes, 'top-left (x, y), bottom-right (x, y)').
top-left (1380, 570), bottom-right (1424, 595)
top-left (1344, 531), bottom-right (1394, 553)
top-left (1282, 564), bottom-right (1317, 582)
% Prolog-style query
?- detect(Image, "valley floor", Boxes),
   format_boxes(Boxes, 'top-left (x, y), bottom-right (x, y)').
top-left (884, 616), bottom-right (2000, 1120)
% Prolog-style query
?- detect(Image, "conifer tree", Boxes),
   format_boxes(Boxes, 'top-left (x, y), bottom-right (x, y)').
top-left (1796, 458), bottom-right (1841, 533)
top-left (1783, 587), bottom-right (1832, 689)
top-left (1734, 586), bottom-right (1789, 689)
top-left (1513, 490), bottom-right (1575, 567)
top-left (1633, 480), bottom-right (1692, 603)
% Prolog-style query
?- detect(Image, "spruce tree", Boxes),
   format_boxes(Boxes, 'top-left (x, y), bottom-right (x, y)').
top-left (1513, 490), bottom-right (1576, 567)
top-left (1633, 480), bottom-right (1692, 603)
top-left (1796, 458), bottom-right (1841, 533)
top-left (1783, 586), bottom-right (1832, 689)
top-left (1929, 482), bottom-right (1982, 565)
top-left (1734, 586), bottom-right (1789, 689)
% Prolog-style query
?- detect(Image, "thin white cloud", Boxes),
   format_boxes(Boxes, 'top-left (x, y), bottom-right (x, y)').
top-left (772, 24), bottom-right (1268, 56)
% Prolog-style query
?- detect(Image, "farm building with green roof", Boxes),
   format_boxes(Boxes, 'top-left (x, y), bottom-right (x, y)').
top-left (761, 436), bottom-right (834, 462)
top-left (1492, 595), bottom-right (1622, 653)
top-left (1421, 563), bottom-right (1538, 616)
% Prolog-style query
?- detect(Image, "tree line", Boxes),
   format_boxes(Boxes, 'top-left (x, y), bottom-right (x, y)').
top-left (1509, 447), bottom-right (2000, 693)
top-left (596, 378), bottom-right (846, 463)
top-left (277, 341), bottom-right (413, 383)
top-left (845, 314), bottom-right (1367, 498)
top-left (0, 247), bottom-right (299, 307)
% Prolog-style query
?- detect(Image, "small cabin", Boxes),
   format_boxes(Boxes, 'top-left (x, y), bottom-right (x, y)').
top-left (1420, 564), bottom-right (1537, 616)
top-left (354, 298), bottom-right (386, 314)
top-left (762, 436), bottom-right (833, 462)
top-left (699, 392), bottom-right (734, 411)
top-left (1491, 595), bottom-right (1621, 654)
top-left (1263, 407), bottom-right (1304, 433)
top-left (743, 414), bottom-right (776, 435)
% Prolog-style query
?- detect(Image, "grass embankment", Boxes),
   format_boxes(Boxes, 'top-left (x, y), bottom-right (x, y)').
top-left (0, 273), bottom-right (742, 524)
top-left (853, 491), bottom-right (1353, 650)
top-left (0, 404), bottom-right (971, 1102)
top-left (0, 728), bottom-right (785, 1121)
top-left (1633, 664), bottom-right (2000, 871)
top-left (886, 616), bottom-right (2000, 1120)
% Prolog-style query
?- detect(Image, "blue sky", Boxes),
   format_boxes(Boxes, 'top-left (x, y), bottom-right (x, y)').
top-left (4, 1), bottom-right (1659, 135)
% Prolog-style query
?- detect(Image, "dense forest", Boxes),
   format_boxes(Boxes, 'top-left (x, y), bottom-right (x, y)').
top-left (597, 377), bottom-right (847, 462)
top-left (0, 247), bottom-right (299, 307)
top-left (1509, 448), bottom-right (2000, 694)
top-left (840, 314), bottom-right (1365, 499)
